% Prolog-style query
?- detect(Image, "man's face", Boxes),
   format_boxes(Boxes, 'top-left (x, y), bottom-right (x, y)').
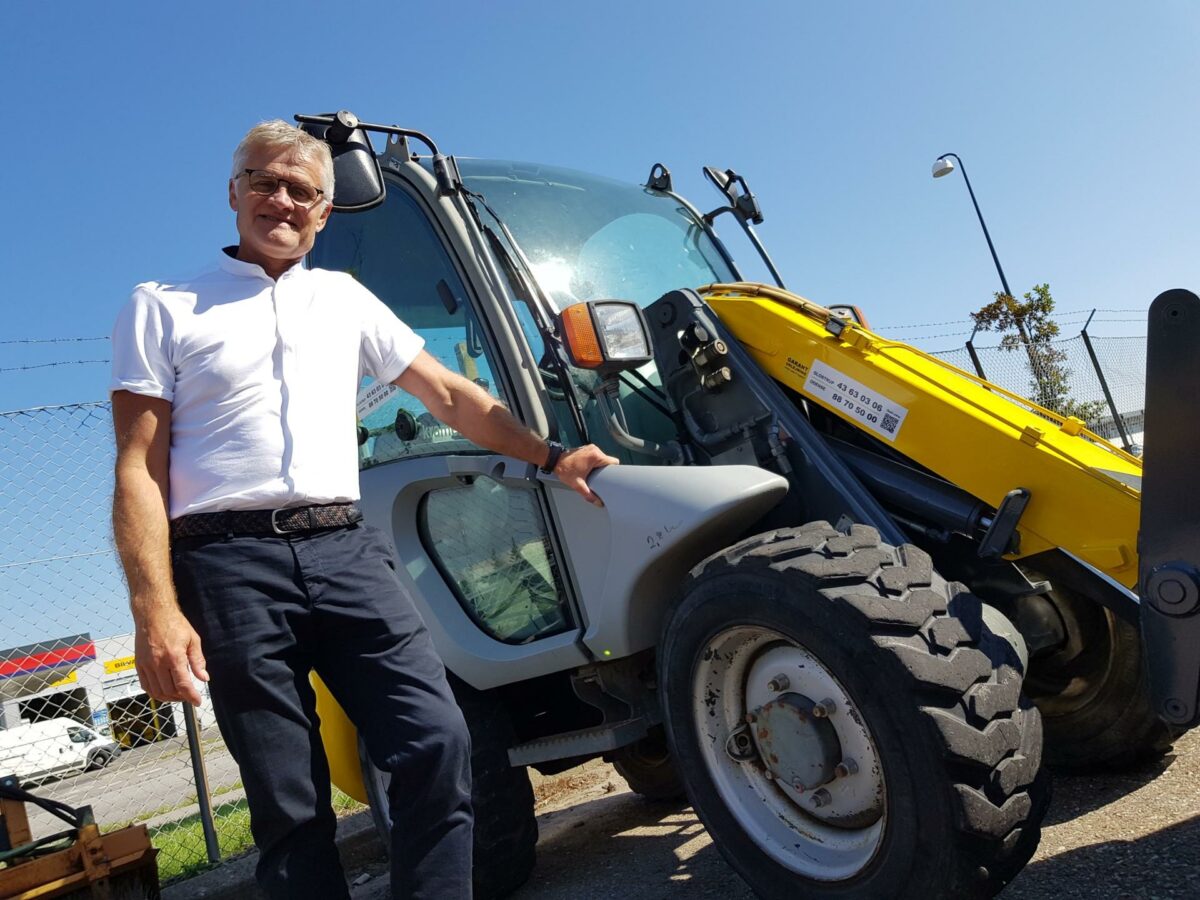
top-left (228, 146), bottom-right (332, 271)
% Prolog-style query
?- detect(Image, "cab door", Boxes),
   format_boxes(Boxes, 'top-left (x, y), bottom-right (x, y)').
top-left (309, 173), bottom-right (589, 690)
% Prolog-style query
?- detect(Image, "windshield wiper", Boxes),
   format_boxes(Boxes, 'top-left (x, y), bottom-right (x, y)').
top-left (459, 187), bottom-right (590, 443)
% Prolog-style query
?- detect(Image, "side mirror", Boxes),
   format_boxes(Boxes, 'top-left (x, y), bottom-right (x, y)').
top-left (702, 166), bottom-right (764, 225)
top-left (703, 166), bottom-right (732, 194)
top-left (296, 110), bottom-right (385, 212)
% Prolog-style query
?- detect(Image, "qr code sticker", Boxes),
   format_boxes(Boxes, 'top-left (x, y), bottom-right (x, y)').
top-left (880, 413), bottom-right (900, 434)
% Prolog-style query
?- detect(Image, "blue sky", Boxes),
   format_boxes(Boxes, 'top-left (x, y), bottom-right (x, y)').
top-left (1, 1), bottom-right (1197, 413)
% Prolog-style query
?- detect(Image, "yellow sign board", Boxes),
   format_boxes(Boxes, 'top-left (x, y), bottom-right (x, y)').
top-left (50, 670), bottom-right (78, 687)
top-left (104, 656), bottom-right (136, 675)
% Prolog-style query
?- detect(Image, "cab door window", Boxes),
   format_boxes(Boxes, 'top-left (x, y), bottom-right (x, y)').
top-left (310, 179), bottom-right (576, 643)
top-left (309, 185), bottom-right (504, 470)
top-left (421, 475), bottom-right (571, 643)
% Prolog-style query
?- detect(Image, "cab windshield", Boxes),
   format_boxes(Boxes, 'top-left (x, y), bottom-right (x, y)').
top-left (452, 159), bottom-right (738, 309)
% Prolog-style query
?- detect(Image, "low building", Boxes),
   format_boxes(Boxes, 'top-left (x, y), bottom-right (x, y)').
top-left (0, 632), bottom-right (216, 748)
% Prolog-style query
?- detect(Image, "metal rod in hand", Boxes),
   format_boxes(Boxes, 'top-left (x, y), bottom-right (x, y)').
top-left (183, 702), bottom-right (220, 863)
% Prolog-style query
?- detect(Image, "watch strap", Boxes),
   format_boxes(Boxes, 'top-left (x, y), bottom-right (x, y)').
top-left (540, 440), bottom-right (566, 474)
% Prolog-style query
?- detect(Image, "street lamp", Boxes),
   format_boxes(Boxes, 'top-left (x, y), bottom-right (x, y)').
top-left (932, 153), bottom-right (1013, 299)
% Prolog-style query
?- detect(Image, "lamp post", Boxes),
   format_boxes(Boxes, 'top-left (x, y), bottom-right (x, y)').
top-left (932, 153), bottom-right (1013, 299)
top-left (934, 154), bottom-right (1046, 394)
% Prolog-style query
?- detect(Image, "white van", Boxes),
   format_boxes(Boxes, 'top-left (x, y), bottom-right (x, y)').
top-left (0, 718), bottom-right (121, 786)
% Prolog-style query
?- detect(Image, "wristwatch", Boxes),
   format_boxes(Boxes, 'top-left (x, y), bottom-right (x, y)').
top-left (540, 439), bottom-right (566, 474)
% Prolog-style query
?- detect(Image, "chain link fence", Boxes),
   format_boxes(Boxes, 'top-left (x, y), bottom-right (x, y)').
top-left (930, 332), bottom-right (1146, 449)
top-left (0, 402), bottom-right (348, 885)
top-left (0, 328), bottom-right (1149, 886)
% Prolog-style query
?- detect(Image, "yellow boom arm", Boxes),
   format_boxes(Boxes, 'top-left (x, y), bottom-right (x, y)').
top-left (701, 283), bottom-right (1142, 589)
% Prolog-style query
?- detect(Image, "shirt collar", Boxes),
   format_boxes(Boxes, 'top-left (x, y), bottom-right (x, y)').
top-left (218, 246), bottom-right (307, 281)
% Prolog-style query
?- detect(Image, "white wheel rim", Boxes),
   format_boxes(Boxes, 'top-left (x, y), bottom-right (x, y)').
top-left (692, 626), bottom-right (886, 880)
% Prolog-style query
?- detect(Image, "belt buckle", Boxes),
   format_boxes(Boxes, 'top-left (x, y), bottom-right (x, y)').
top-left (270, 508), bottom-right (291, 535)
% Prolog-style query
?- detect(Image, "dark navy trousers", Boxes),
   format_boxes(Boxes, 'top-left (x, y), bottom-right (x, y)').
top-left (171, 522), bottom-right (473, 899)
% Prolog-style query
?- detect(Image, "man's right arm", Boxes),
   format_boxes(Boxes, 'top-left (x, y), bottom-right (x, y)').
top-left (111, 390), bottom-right (207, 706)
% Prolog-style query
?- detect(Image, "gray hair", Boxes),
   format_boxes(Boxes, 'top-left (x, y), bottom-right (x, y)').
top-left (231, 119), bottom-right (335, 197)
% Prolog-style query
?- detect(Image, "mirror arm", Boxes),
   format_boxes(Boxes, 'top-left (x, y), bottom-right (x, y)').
top-left (739, 220), bottom-right (787, 290)
top-left (596, 380), bottom-right (683, 462)
top-left (702, 205), bottom-right (736, 225)
top-left (295, 112), bottom-right (442, 156)
top-left (702, 207), bottom-right (786, 290)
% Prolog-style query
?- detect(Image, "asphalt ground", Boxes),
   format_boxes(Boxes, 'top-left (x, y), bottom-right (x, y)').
top-left (164, 727), bottom-right (1200, 899)
top-left (20, 736), bottom-right (243, 837)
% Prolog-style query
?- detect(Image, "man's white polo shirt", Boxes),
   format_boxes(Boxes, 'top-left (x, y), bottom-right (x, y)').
top-left (110, 250), bottom-right (424, 519)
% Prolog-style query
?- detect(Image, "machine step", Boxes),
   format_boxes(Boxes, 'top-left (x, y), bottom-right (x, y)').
top-left (507, 718), bottom-right (649, 766)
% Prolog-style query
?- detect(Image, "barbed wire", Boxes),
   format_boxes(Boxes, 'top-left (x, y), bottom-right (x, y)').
top-left (0, 549), bottom-right (114, 571)
top-left (873, 308), bottom-right (1147, 331)
top-left (0, 401), bottom-right (110, 418)
top-left (0, 359), bottom-right (110, 373)
top-left (893, 330), bottom-right (974, 341)
top-left (0, 337), bottom-right (109, 345)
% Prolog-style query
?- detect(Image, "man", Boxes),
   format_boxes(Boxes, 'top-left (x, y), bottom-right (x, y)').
top-left (110, 120), bottom-right (616, 899)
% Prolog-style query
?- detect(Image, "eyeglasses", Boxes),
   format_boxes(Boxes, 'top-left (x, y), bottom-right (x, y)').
top-left (238, 169), bottom-right (326, 208)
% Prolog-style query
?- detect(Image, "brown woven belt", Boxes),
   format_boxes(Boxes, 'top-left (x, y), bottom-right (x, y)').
top-left (170, 503), bottom-right (363, 540)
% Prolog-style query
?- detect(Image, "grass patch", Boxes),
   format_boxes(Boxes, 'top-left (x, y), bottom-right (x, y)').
top-left (148, 790), bottom-right (365, 883)
top-left (150, 798), bottom-right (254, 883)
top-left (332, 788), bottom-right (363, 813)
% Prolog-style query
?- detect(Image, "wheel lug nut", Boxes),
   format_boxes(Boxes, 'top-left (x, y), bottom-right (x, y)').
top-left (811, 788), bottom-right (832, 808)
top-left (763, 769), bottom-right (775, 781)
top-left (767, 673), bottom-right (790, 692)
top-left (812, 698), bottom-right (837, 718)
top-left (835, 758), bottom-right (859, 778)
top-left (725, 725), bottom-right (757, 762)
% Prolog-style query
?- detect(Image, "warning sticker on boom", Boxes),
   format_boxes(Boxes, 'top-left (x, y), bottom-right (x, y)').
top-left (803, 359), bottom-right (909, 442)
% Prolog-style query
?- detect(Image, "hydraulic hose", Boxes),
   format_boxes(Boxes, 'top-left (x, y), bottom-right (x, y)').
top-left (698, 282), bottom-right (834, 325)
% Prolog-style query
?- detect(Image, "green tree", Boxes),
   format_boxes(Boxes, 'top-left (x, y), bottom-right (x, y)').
top-left (971, 283), bottom-right (1106, 423)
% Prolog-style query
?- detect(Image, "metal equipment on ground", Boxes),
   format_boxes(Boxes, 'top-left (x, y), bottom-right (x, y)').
top-left (0, 774), bottom-right (159, 899)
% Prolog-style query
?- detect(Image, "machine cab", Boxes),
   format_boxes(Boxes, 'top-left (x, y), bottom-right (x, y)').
top-left (305, 131), bottom-right (779, 689)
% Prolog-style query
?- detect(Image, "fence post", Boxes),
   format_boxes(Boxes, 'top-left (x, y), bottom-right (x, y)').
top-left (183, 702), bottom-right (221, 864)
top-left (1080, 310), bottom-right (1134, 452)
top-left (965, 325), bottom-right (987, 379)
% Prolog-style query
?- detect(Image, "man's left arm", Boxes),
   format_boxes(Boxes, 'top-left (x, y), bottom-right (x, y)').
top-left (394, 351), bottom-right (618, 506)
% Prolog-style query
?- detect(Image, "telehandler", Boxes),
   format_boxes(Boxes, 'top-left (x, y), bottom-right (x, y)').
top-left (290, 111), bottom-right (1199, 899)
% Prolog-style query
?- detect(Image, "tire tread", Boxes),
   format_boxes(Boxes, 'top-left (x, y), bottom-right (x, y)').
top-left (680, 522), bottom-right (1048, 897)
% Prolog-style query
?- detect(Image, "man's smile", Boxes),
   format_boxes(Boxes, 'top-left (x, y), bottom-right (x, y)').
top-left (259, 213), bottom-right (297, 230)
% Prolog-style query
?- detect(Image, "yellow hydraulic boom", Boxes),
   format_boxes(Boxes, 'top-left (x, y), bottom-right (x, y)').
top-left (701, 282), bottom-right (1142, 589)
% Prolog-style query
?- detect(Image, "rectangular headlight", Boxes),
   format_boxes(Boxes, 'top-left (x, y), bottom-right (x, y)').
top-left (594, 302), bottom-right (651, 360)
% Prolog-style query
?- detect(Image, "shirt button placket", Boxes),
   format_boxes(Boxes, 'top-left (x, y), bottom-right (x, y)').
top-left (273, 278), bottom-right (298, 497)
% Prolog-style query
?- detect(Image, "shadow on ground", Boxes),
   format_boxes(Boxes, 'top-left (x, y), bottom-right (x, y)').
top-left (1005, 814), bottom-right (1200, 899)
top-left (515, 793), bottom-right (751, 900)
top-left (1041, 752), bottom-right (1176, 827)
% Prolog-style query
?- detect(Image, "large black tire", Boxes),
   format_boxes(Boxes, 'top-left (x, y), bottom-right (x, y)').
top-left (1022, 579), bottom-right (1175, 770)
top-left (611, 726), bottom-right (686, 801)
top-left (358, 679), bottom-right (537, 900)
top-left (659, 523), bottom-right (1048, 900)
